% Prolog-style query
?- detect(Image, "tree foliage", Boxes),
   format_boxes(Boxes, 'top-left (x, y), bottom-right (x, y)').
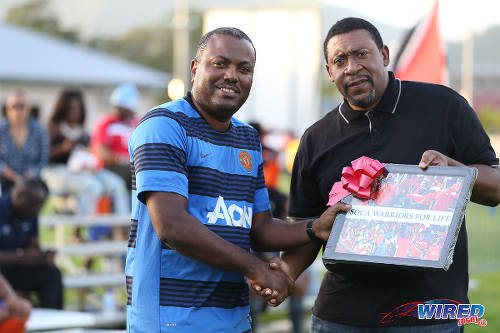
top-left (478, 106), bottom-right (500, 133)
top-left (5, 0), bottom-right (204, 73)
top-left (87, 12), bottom-right (203, 73)
top-left (6, 0), bottom-right (79, 42)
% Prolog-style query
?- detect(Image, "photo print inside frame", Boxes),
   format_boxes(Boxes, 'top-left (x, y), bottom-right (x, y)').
top-left (323, 164), bottom-right (477, 271)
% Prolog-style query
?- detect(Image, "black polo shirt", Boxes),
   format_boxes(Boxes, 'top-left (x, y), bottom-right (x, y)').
top-left (289, 71), bottom-right (499, 327)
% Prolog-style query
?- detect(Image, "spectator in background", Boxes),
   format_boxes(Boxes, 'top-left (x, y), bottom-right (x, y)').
top-left (249, 121), bottom-right (281, 189)
top-left (47, 90), bottom-right (89, 164)
top-left (0, 179), bottom-right (63, 309)
top-left (42, 90), bottom-right (129, 216)
top-left (91, 83), bottom-right (140, 190)
top-left (0, 91), bottom-right (49, 193)
top-left (0, 273), bottom-right (32, 333)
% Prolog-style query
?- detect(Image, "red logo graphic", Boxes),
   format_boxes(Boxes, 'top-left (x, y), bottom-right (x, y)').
top-left (239, 151), bottom-right (253, 171)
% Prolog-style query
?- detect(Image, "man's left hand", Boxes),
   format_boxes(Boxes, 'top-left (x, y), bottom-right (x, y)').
top-left (418, 150), bottom-right (449, 168)
top-left (312, 202), bottom-right (351, 241)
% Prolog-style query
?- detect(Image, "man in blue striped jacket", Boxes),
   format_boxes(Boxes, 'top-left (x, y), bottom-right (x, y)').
top-left (126, 27), bottom-right (349, 333)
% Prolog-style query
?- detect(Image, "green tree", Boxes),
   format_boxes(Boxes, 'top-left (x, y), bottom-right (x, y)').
top-left (478, 106), bottom-right (500, 133)
top-left (5, 0), bottom-right (79, 42)
top-left (87, 11), bottom-right (203, 73)
top-left (5, 0), bottom-right (204, 74)
top-left (87, 22), bottom-right (174, 73)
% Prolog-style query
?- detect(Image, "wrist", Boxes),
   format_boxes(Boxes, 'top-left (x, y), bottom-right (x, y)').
top-left (306, 219), bottom-right (323, 242)
top-left (447, 157), bottom-right (464, 167)
top-left (245, 257), bottom-right (266, 280)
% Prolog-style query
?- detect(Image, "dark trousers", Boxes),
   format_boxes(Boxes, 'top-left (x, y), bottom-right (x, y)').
top-left (0, 264), bottom-right (63, 309)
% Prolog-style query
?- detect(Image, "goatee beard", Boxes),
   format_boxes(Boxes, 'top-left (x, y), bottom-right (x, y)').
top-left (344, 76), bottom-right (376, 108)
top-left (346, 88), bottom-right (376, 108)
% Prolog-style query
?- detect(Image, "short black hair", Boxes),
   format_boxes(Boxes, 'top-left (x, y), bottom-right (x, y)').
top-left (21, 178), bottom-right (50, 198)
top-left (323, 17), bottom-right (384, 62)
top-left (194, 27), bottom-right (256, 62)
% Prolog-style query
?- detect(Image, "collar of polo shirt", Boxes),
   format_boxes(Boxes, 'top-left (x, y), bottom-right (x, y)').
top-left (339, 71), bottom-right (402, 124)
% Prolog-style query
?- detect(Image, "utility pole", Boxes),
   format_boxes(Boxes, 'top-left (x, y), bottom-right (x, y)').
top-left (169, 0), bottom-right (189, 100)
top-left (461, 32), bottom-right (474, 107)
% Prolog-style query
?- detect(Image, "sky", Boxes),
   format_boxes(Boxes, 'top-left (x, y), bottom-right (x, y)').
top-left (0, 0), bottom-right (500, 42)
top-left (325, 0), bottom-right (500, 41)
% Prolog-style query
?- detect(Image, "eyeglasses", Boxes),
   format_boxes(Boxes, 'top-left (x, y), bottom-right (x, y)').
top-left (7, 103), bottom-right (27, 110)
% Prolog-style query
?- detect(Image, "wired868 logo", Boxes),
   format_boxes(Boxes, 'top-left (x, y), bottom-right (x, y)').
top-left (418, 300), bottom-right (487, 327)
top-left (379, 299), bottom-right (487, 327)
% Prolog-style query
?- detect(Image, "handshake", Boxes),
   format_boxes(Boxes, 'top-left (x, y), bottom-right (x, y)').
top-left (247, 201), bottom-right (351, 306)
top-left (247, 256), bottom-right (294, 307)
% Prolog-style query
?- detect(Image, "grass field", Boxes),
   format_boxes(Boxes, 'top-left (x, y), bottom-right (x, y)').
top-left (466, 203), bottom-right (500, 332)
top-left (467, 271), bottom-right (500, 332)
top-left (466, 203), bottom-right (500, 271)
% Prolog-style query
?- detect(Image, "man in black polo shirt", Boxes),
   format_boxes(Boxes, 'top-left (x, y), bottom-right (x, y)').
top-left (276, 17), bottom-right (500, 332)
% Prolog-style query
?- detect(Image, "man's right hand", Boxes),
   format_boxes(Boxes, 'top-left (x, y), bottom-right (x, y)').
top-left (249, 257), bottom-right (295, 306)
top-left (269, 256), bottom-right (292, 280)
top-left (247, 261), bottom-right (293, 307)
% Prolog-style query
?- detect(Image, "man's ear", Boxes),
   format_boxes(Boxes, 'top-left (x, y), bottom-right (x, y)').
top-left (381, 45), bottom-right (390, 67)
top-left (325, 64), bottom-right (335, 83)
top-left (190, 59), bottom-right (198, 83)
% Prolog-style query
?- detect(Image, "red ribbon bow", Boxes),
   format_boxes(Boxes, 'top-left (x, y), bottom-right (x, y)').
top-left (327, 156), bottom-right (385, 206)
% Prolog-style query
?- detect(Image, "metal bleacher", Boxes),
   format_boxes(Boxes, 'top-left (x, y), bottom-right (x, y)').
top-left (40, 213), bottom-right (129, 290)
top-left (37, 213), bottom-right (129, 330)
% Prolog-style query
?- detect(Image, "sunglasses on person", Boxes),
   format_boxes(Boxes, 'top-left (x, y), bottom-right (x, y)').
top-left (8, 103), bottom-right (27, 110)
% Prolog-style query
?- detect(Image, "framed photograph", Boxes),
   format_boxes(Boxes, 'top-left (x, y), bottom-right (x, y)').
top-left (323, 164), bottom-right (477, 271)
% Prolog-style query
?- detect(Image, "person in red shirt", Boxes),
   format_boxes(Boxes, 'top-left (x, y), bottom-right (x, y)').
top-left (91, 84), bottom-right (139, 189)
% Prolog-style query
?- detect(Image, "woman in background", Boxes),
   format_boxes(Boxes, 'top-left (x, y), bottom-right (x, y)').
top-left (47, 90), bottom-right (89, 165)
top-left (0, 91), bottom-right (49, 193)
top-left (42, 90), bottom-right (129, 217)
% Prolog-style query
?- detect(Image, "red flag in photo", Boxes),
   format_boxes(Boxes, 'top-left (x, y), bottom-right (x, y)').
top-left (392, 0), bottom-right (448, 85)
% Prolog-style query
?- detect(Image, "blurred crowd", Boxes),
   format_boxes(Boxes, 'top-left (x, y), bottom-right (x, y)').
top-left (0, 84), bottom-right (139, 215)
top-left (0, 83), bottom-right (140, 330)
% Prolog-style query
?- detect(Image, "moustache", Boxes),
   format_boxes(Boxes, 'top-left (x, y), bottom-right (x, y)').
top-left (217, 83), bottom-right (240, 93)
top-left (344, 75), bottom-right (374, 90)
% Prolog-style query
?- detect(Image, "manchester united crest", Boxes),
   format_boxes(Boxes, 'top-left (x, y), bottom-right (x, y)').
top-left (239, 151), bottom-right (253, 171)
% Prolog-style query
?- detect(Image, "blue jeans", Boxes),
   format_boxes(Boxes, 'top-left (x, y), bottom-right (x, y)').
top-left (310, 315), bottom-right (464, 333)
